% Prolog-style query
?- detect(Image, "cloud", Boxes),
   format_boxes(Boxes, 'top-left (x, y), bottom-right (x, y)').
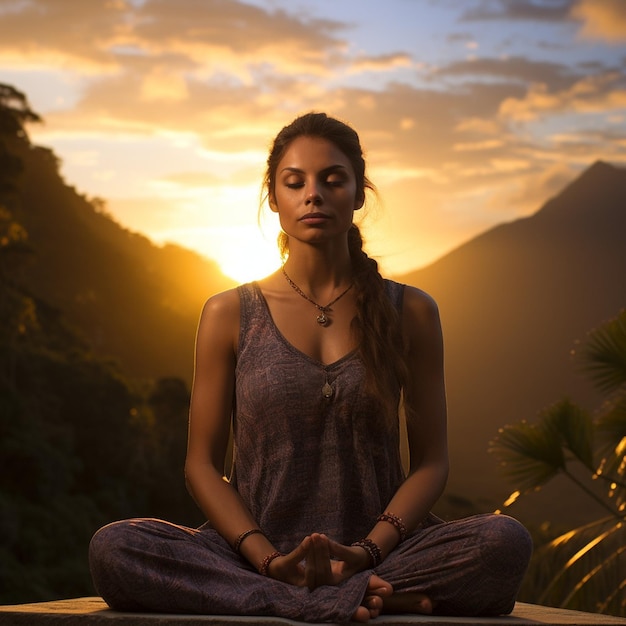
top-left (4, 0), bottom-right (625, 276)
top-left (571, 0), bottom-right (626, 42)
top-left (499, 71), bottom-right (626, 121)
top-left (349, 53), bottom-right (414, 73)
top-left (435, 55), bottom-right (575, 85)
top-left (0, 0), bottom-right (357, 80)
top-left (461, 0), bottom-right (575, 23)
top-left (460, 0), bottom-right (626, 44)
top-left (0, 0), bottom-right (130, 70)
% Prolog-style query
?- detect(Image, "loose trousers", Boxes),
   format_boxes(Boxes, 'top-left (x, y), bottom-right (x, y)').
top-left (89, 513), bottom-right (532, 623)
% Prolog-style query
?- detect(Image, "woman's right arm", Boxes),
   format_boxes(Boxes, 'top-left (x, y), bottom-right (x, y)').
top-left (185, 289), bottom-right (334, 586)
top-left (184, 290), bottom-right (278, 570)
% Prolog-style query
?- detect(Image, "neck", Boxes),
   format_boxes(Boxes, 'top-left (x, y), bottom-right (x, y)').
top-left (282, 243), bottom-right (352, 292)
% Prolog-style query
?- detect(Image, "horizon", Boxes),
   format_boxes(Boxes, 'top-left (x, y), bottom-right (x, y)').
top-left (2, 0), bottom-right (625, 281)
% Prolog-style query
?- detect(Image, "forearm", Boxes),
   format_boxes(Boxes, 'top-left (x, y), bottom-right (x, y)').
top-left (365, 460), bottom-right (448, 561)
top-left (185, 463), bottom-right (277, 570)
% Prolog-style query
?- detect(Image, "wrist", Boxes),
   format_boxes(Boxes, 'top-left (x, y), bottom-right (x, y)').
top-left (351, 538), bottom-right (382, 568)
top-left (259, 551), bottom-right (283, 577)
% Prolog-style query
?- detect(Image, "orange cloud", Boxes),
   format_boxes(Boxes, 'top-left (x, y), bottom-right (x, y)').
top-left (572, 0), bottom-right (626, 42)
top-left (499, 72), bottom-right (626, 121)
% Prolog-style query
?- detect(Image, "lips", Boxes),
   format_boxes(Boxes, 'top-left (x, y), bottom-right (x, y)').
top-left (299, 212), bottom-right (331, 221)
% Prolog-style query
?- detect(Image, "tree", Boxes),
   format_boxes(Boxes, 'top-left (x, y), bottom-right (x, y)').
top-left (490, 310), bottom-right (626, 616)
top-left (0, 83), bottom-right (41, 140)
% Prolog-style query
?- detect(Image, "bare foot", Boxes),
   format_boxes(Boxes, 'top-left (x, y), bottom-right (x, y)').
top-left (384, 591), bottom-right (434, 615)
top-left (352, 575), bottom-right (393, 622)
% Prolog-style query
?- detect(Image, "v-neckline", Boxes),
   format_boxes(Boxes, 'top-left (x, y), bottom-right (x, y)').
top-left (252, 282), bottom-right (358, 369)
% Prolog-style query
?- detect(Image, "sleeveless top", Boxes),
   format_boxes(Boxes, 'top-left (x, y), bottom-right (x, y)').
top-left (231, 280), bottom-right (406, 553)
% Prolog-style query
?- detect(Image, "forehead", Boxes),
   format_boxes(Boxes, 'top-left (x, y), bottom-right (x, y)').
top-left (277, 135), bottom-right (353, 173)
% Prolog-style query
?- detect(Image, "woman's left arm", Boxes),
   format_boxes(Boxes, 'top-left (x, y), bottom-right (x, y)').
top-left (365, 285), bottom-right (449, 560)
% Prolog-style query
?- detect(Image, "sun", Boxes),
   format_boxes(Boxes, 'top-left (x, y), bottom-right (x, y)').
top-left (218, 234), bottom-right (282, 283)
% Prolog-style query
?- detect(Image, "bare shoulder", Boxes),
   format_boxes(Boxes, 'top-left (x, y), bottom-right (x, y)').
top-left (197, 287), bottom-right (241, 349)
top-left (402, 285), bottom-right (441, 326)
top-left (201, 287), bottom-right (241, 320)
top-left (399, 285), bottom-right (443, 356)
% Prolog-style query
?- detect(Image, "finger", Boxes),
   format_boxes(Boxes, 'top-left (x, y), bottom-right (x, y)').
top-left (282, 535), bottom-right (311, 565)
top-left (327, 540), bottom-right (369, 573)
top-left (305, 534), bottom-right (332, 589)
top-left (327, 539), bottom-right (362, 563)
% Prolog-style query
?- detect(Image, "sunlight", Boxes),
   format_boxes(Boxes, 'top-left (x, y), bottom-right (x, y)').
top-left (156, 223), bottom-right (282, 284)
top-left (217, 230), bottom-right (282, 283)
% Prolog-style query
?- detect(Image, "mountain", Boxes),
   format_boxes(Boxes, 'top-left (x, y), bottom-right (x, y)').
top-left (12, 142), bottom-right (236, 383)
top-left (397, 160), bottom-right (626, 526)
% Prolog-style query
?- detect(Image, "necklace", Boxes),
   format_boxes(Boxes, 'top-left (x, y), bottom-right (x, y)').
top-left (281, 266), bottom-right (354, 327)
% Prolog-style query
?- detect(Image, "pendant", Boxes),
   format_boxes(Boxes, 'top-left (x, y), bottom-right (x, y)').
top-left (316, 312), bottom-right (329, 326)
top-left (322, 381), bottom-right (334, 398)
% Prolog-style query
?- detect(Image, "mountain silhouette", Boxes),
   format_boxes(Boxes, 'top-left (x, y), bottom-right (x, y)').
top-left (398, 160), bottom-right (626, 526)
top-left (13, 141), bottom-right (235, 382)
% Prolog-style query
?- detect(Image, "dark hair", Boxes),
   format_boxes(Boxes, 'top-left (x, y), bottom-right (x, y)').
top-left (263, 112), bottom-right (408, 417)
top-left (263, 111), bottom-right (374, 209)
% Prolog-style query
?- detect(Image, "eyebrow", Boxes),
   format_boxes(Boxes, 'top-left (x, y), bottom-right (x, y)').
top-left (279, 164), bottom-right (349, 175)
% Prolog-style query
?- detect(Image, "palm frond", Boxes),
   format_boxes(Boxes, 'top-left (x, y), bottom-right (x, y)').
top-left (489, 419), bottom-right (565, 492)
top-left (581, 310), bottom-right (626, 394)
top-left (596, 395), bottom-right (626, 449)
top-left (543, 399), bottom-right (595, 471)
top-left (595, 398), bottom-right (626, 509)
top-left (530, 518), bottom-right (626, 615)
top-left (597, 576), bottom-right (626, 615)
top-left (561, 543), bottom-right (626, 609)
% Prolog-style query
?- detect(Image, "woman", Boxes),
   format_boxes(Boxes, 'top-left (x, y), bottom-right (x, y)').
top-left (89, 112), bottom-right (532, 622)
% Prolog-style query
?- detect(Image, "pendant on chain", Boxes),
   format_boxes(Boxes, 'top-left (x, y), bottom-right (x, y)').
top-left (281, 266), bottom-right (353, 329)
top-left (316, 311), bottom-right (329, 326)
top-left (322, 381), bottom-right (334, 398)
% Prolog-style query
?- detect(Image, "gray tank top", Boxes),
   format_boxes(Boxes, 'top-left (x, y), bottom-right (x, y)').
top-left (231, 280), bottom-right (406, 552)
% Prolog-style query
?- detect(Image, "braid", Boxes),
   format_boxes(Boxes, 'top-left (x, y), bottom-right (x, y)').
top-left (348, 225), bottom-right (408, 419)
top-left (263, 113), bottom-right (408, 419)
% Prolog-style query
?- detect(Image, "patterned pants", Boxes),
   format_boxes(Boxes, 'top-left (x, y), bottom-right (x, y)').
top-left (89, 513), bottom-right (532, 623)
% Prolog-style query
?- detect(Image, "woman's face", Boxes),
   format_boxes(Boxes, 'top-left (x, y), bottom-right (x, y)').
top-left (269, 135), bottom-right (363, 246)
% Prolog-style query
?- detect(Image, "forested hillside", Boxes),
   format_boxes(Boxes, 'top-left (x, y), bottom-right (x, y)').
top-left (0, 84), bottom-right (214, 603)
top-left (11, 125), bottom-right (234, 383)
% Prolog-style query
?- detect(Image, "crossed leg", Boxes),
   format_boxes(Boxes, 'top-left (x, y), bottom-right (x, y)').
top-left (352, 575), bottom-right (433, 622)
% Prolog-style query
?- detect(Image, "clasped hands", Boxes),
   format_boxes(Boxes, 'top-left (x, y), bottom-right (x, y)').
top-left (267, 532), bottom-right (372, 590)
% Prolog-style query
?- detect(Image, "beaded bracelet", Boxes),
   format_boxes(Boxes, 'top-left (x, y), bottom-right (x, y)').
top-left (259, 551), bottom-right (283, 576)
top-left (233, 528), bottom-right (265, 553)
top-left (351, 538), bottom-right (382, 568)
top-left (377, 512), bottom-right (407, 541)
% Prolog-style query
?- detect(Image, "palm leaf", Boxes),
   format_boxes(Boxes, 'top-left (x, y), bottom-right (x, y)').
top-left (544, 399), bottom-right (595, 471)
top-left (489, 419), bottom-right (565, 492)
top-left (596, 396), bottom-right (626, 449)
top-left (581, 310), bottom-right (626, 394)
top-left (530, 518), bottom-right (626, 615)
top-left (561, 543), bottom-right (626, 610)
top-left (595, 397), bottom-right (626, 509)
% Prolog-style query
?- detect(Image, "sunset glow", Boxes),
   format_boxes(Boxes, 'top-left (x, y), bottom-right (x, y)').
top-left (1, 0), bottom-right (625, 281)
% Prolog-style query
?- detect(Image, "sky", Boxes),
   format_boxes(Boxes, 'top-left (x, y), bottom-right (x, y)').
top-left (1, 0), bottom-right (625, 282)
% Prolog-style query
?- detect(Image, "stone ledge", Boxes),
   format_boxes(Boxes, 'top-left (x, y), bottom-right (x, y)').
top-left (0, 598), bottom-right (624, 625)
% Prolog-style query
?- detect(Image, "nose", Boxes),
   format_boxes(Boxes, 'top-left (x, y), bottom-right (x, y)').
top-left (305, 182), bottom-right (323, 205)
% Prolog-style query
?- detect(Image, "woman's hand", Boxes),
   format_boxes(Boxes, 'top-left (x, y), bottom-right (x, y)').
top-left (268, 533), bottom-right (371, 589)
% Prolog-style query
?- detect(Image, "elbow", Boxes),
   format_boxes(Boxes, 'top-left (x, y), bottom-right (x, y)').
top-left (437, 450), bottom-right (450, 488)
top-left (184, 461), bottom-right (196, 498)
top-left (184, 456), bottom-right (228, 495)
